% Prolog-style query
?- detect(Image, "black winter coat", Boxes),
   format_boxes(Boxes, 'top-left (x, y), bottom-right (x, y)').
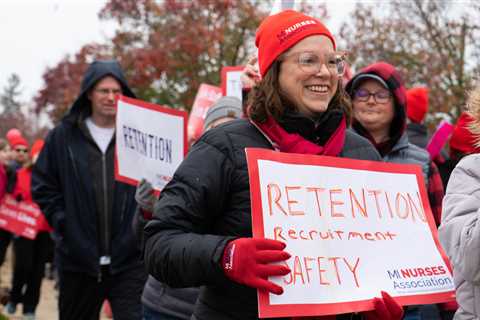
top-left (144, 119), bottom-right (381, 320)
top-left (32, 60), bottom-right (142, 277)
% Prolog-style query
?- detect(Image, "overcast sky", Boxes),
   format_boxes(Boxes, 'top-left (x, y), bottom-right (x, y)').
top-left (0, 0), bottom-right (356, 103)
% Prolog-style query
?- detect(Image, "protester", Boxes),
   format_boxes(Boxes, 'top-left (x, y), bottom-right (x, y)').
top-left (203, 96), bottom-right (243, 131)
top-left (345, 62), bottom-right (444, 229)
top-left (345, 63), bottom-right (446, 320)
top-left (0, 135), bottom-right (30, 282)
top-left (31, 60), bottom-right (146, 320)
top-left (0, 139), bottom-right (10, 271)
top-left (134, 99), bottom-right (242, 320)
top-left (437, 112), bottom-right (480, 186)
top-left (406, 87), bottom-right (430, 148)
top-left (5, 140), bottom-right (51, 320)
top-left (7, 135), bottom-right (29, 171)
top-left (0, 139), bottom-right (9, 201)
top-left (144, 10), bottom-right (403, 320)
top-left (439, 86), bottom-right (480, 320)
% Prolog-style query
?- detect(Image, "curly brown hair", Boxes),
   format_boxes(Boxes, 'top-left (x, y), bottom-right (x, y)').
top-left (247, 59), bottom-right (351, 124)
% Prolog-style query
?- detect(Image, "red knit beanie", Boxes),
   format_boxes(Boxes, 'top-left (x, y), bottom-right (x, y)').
top-left (9, 135), bottom-right (28, 149)
top-left (449, 112), bottom-right (480, 155)
top-left (406, 87), bottom-right (429, 123)
top-left (255, 10), bottom-right (336, 77)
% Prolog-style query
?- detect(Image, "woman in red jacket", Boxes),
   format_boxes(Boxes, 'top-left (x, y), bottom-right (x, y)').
top-left (5, 140), bottom-right (52, 320)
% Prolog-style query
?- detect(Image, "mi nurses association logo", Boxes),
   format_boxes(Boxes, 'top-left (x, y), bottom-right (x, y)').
top-left (277, 19), bottom-right (317, 43)
top-left (387, 265), bottom-right (453, 293)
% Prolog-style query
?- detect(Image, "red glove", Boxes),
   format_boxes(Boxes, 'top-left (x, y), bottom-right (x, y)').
top-left (364, 291), bottom-right (404, 320)
top-left (222, 238), bottom-right (291, 295)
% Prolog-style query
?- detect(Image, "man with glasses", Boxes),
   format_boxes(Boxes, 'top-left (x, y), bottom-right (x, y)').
top-left (31, 60), bottom-right (146, 320)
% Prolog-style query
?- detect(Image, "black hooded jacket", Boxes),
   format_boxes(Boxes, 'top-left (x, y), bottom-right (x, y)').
top-left (32, 60), bottom-right (141, 276)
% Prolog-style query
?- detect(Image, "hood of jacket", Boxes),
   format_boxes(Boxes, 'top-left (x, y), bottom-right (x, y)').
top-left (62, 60), bottom-right (136, 124)
top-left (345, 61), bottom-right (407, 147)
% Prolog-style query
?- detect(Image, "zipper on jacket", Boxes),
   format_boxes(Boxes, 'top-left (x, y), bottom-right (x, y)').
top-left (102, 154), bottom-right (110, 259)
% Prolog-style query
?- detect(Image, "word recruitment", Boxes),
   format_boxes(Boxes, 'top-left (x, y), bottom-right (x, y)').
top-left (266, 183), bottom-right (427, 223)
top-left (122, 125), bottom-right (173, 163)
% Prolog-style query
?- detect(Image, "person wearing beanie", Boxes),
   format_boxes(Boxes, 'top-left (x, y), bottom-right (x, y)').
top-left (439, 85), bottom-right (480, 320)
top-left (406, 87), bottom-right (430, 149)
top-left (144, 10), bottom-right (404, 320)
top-left (346, 63), bottom-right (447, 319)
top-left (437, 112), bottom-right (480, 188)
top-left (203, 96), bottom-right (243, 131)
top-left (5, 139), bottom-right (52, 320)
top-left (9, 135), bottom-right (29, 168)
top-left (31, 60), bottom-right (146, 320)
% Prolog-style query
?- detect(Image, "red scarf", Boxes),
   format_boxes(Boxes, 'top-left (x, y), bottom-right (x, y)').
top-left (254, 115), bottom-right (346, 156)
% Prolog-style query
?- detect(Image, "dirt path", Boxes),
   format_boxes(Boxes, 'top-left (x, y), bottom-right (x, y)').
top-left (0, 248), bottom-right (110, 320)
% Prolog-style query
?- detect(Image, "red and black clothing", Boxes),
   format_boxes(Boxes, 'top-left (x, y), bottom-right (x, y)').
top-left (144, 114), bottom-right (380, 320)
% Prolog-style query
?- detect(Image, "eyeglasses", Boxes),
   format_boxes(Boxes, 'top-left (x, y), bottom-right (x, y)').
top-left (282, 51), bottom-right (347, 76)
top-left (353, 88), bottom-right (391, 104)
top-left (15, 148), bottom-right (28, 153)
top-left (95, 88), bottom-right (122, 96)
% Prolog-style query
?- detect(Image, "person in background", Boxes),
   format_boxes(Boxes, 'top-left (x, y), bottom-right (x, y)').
top-left (0, 139), bottom-right (10, 201)
top-left (134, 97), bottom-right (243, 320)
top-left (345, 62), bottom-right (444, 228)
top-left (5, 140), bottom-right (51, 320)
top-left (437, 112), bottom-right (480, 187)
top-left (439, 85), bottom-right (480, 320)
top-left (203, 96), bottom-right (243, 131)
top-left (144, 10), bottom-right (402, 320)
top-left (345, 63), bottom-right (445, 320)
top-left (406, 87), bottom-right (429, 149)
top-left (0, 139), bottom-right (11, 273)
top-left (31, 60), bottom-right (146, 320)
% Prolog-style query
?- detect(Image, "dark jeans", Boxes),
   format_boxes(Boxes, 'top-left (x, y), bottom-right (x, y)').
top-left (58, 265), bottom-right (146, 320)
top-left (143, 305), bottom-right (184, 320)
top-left (0, 228), bottom-right (12, 266)
top-left (10, 232), bottom-right (50, 314)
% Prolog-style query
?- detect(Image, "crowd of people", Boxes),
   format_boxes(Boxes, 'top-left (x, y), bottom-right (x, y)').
top-left (0, 8), bottom-right (479, 320)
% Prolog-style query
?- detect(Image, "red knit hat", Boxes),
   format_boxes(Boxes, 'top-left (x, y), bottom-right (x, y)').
top-left (406, 87), bottom-right (429, 123)
top-left (9, 135), bottom-right (28, 149)
top-left (30, 139), bottom-right (45, 159)
top-left (255, 10), bottom-right (336, 77)
top-left (449, 112), bottom-right (480, 155)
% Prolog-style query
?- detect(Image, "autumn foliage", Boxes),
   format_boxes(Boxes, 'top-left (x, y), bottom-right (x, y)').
top-left (340, 0), bottom-right (480, 125)
top-left (34, 0), bottom-right (268, 124)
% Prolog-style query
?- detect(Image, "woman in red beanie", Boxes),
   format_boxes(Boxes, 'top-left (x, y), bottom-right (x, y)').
top-left (144, 10), bottom-right (401, 320)
top-left (5, 139), bottom-right (52, 320)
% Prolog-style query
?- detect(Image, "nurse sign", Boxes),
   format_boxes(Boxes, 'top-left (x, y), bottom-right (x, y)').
top-left (245, 148), bottom-right (454, 318)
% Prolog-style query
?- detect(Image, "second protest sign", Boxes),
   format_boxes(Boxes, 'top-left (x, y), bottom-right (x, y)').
top-left (115, 95), bottom-right (187, 191)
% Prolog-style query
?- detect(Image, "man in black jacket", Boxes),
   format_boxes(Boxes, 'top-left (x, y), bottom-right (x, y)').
top-left (32, 60), bottom-right (146, 320)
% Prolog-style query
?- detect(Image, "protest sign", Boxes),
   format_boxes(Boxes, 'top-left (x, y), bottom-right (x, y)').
top-left (115, 95), bottom-right (187, 191)
top-left (187, 84), bottom-right (222, 144)
top-left (221, 66), bottom-right (244, 101)
top-left (246, 148), bottom-right (455, 318)
top-left (0, 194), bottom-right (51, 240)
top-left (426, 120), bottom-right (454, 159)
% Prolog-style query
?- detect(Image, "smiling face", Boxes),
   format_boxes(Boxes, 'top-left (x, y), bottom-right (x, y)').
top-left (278, 35), bottom-right (339, 117)
top-left (352, 79), bottom-right (395, 137)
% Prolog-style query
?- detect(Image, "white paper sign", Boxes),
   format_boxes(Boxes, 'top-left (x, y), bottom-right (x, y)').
top-left (115, 95), bottom-right (187, 191)
top-left (225, 70), bottom-right (243, 101)
top-left (246, 149), bottom-right (455, 318)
